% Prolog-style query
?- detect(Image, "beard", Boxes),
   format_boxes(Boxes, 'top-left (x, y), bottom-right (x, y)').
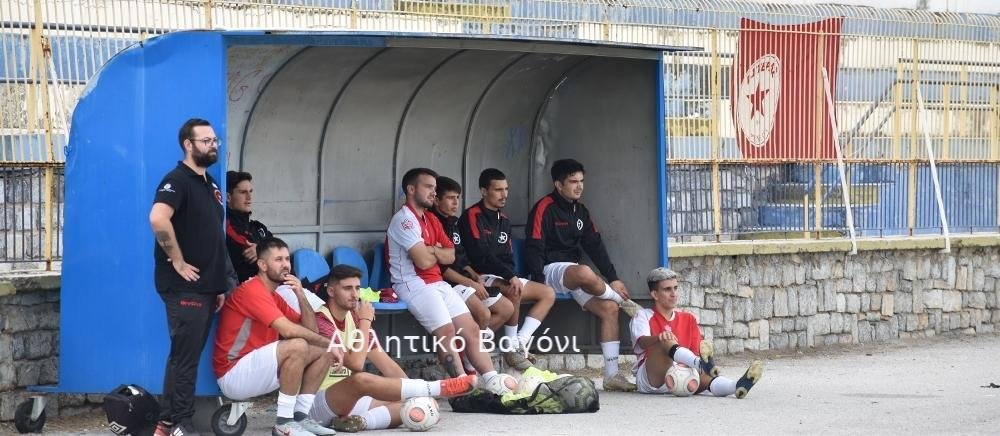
top-left (416, 196), bottom-right (435, 210)
top-left (264, 267), bottom-right (289, 285)
top-left (192, 148), bottom-right (218, 167)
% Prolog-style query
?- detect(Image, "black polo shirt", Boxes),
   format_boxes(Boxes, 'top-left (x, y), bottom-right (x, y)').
top-left (152, 162), bottom-right (228, 294)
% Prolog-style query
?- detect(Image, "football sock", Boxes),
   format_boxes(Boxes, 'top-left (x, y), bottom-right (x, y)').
top-left (601, 341), bottom-right (621, 378)
top-left (362, 406), bottom-right (391, 430)
top-left (710, 377), bottom-right (737, 397)
top-left (401, 379), bottom-right (440, 399)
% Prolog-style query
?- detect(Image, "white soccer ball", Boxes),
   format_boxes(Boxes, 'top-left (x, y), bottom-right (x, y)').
top-left (401, 397), bottom-right (440, 431)
top-left (664, 364), bottom-right (700, 397)
top-left (516, 372), bottom-right (545, 396)
top-left (498, 373), bottom-right (519, 395)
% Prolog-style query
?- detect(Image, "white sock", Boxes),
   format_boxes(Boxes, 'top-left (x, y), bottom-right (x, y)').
top-left (709, 377), bottom-right (737, 397)
top-left (518, 317), bottom-right (542, 344)
top-left (293, 393), bottom-right (315, 416)
top-left (461, 352), bottom-right (476, 373)
top-left (601, 341), bottom-right (620, 378)
top-left (400, 379), bottom-right (439, 399)
top-left (482, 370), bottom-right (498, 382)
top-left (599, 284), bottom-right (624, 304)
top-left (671, 346), bottom-right (701, 369)
top-left (504, 325), bottom-right (519, 341)
top-left (276, 392), bottom-right (297, 419)
top-left (361, 405), bottom-right (392, 430)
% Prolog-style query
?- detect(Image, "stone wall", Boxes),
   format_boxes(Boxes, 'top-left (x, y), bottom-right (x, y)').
top-left (0, 273), bottom-right (101, 422)
top-left (667, 246), bottom-right (1000, 354)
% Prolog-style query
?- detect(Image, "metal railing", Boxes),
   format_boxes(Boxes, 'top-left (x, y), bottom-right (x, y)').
top-left (2, 1), bottom-right (999, 268)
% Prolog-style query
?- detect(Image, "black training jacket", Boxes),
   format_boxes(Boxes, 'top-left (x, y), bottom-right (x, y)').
top-left (523, 191), bottom-right (618, 284)
top-left (459, 200), bottom-right (517, 280)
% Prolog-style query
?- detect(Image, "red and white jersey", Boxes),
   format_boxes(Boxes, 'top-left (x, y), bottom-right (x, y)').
top-left (630, 308), bottom-right (702, 371)
top-left (386, 204), bottom-right (454, 290)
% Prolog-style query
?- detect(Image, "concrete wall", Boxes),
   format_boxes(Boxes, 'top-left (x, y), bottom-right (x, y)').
top-left (666, 238), bottom-right (1000, 354)
top-left (0, 273), bottom-right (103, 421)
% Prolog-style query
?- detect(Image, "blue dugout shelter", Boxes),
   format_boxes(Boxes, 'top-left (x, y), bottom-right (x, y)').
top-left (57, 30), bottom-right (692, 397)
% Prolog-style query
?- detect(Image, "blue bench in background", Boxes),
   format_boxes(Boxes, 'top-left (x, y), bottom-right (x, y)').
top-left (330, 245), bottom-right (407, 313)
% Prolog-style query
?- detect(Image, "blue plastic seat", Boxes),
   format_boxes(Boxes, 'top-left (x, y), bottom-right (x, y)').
top-left (330, 246), bottom-right (370, 288)
top-left (512, 238), bottom-right (525, 277)
top-left (370, 242), bottom-right (389, 290)
top-left (292, 248), bottom-right (330, 285)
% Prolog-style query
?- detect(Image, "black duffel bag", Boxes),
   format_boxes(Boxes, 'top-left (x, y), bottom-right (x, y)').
top-left (102, 384), bottom-right (160, 435)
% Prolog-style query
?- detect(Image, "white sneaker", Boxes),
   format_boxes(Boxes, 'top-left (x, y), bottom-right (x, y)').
top-left (298, 417), bottom-right (336, 435)
top-left (272, 420), bottom-right (316, 436)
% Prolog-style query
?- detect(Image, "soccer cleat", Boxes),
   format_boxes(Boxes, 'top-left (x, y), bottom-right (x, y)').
top-left (153, 421), bottom-right (173, 436)
top-left (297, 417), bottom-right (337, 435)
top-left (503, 349), bottom-right (533, 371)
top-left (619, 299), bottom-right (642, 318)
top-left (439, 374), bottom-right (477, 398)
top-left (734, 360), bottom-right (764, 399)
top-left (272, 420), bottom-right (315, 436)
top-left (169, 421), bottom-right (200, 436)
top-left (602, 373), bottom-right (637, 392)
top-left (698, 339), bottom-right (720, 378)
top-left (331, 415), bottom-right (366, 433)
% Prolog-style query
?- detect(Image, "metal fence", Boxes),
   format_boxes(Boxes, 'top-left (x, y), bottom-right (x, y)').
top-left (2, 0), bottom-right (999, 267)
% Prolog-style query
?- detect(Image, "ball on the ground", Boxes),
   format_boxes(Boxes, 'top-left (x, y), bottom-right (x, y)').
top-left (401, 397), bottom-right (440, 431)
top-left (665, 364), bottom-right (700, 397)
top-left (517, 372), bottom-right (545, 395)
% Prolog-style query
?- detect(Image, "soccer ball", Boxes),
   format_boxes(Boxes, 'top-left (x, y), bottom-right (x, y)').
top-left (665, 364), bottom-right (700, 397)
top-left (401, 397), bottom-right (440, 431)
top-left (516, 372), bottom-right (544, 396)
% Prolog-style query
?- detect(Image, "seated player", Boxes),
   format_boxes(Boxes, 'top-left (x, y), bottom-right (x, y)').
top-left (431, 175), bottom-right (514, 332)
top-left (631, 267), bottom-right (763, 398)
top-left (213, 237), bottom-right (340, 436)
top-left (385, 167), bottom-right (513, 395)
top-left (309, 264), bottom-right (477, 432)
top-left (524, 158), bottom-right (643, 391)
top-left (460, 169), bottom-right (556, 369)
top-left (225, 170), bottom-right (273, 282)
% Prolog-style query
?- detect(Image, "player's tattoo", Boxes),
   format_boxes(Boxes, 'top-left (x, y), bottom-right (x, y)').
top-left (155, 230), bottom-right (174, 253)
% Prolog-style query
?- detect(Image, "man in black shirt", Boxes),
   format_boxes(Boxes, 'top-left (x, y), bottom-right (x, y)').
top-left (225, 170), bottom-right (273, 282)
top-left (524, 159), bottom-right (642, 392)
top-left (149, 118), bottom-right (233, 435)
top-left (459, 169), bottom-right (554, 369)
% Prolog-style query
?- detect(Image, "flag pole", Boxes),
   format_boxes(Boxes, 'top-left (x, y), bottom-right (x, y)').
top-left (820, 67), bottom-right (858, 255)
top-left (915, 86), bottom-right (952, 253)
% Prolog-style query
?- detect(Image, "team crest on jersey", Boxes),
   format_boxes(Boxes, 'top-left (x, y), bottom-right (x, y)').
top-left (576, 219), bottom-right (584, 230)
top-left (402, 219), bottom-right (415, 230)
top-left (498, 232), bottom-right (508, 244)
top-left (452, 232), bottom-right (461, 245)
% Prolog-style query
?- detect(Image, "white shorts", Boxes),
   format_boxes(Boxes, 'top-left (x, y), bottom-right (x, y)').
top-left (455, 284), bottom-right (502, 307)
top-left (217, 341), bottom-right (279, 400)
top-left (481, 274), bottom-right (528, 288)
top-left (395, 281), bottom-right (471, 332)
top-left (542, 262), bottom-right (594, 307)
top-left (635, 362), bottom-right (669, 394)
top-left (309, 388), bottom-right (374, 425)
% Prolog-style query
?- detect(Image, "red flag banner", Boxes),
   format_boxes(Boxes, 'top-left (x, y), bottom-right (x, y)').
top-left (732, 17), bottom-right (844, 160)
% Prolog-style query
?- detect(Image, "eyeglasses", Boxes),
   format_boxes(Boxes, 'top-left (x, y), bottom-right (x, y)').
top-left (190, 137), bottom-right (220, 147)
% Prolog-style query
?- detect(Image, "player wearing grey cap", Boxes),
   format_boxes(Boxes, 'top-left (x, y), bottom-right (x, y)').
top-left (630, 267), bottom-right (764, 398)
